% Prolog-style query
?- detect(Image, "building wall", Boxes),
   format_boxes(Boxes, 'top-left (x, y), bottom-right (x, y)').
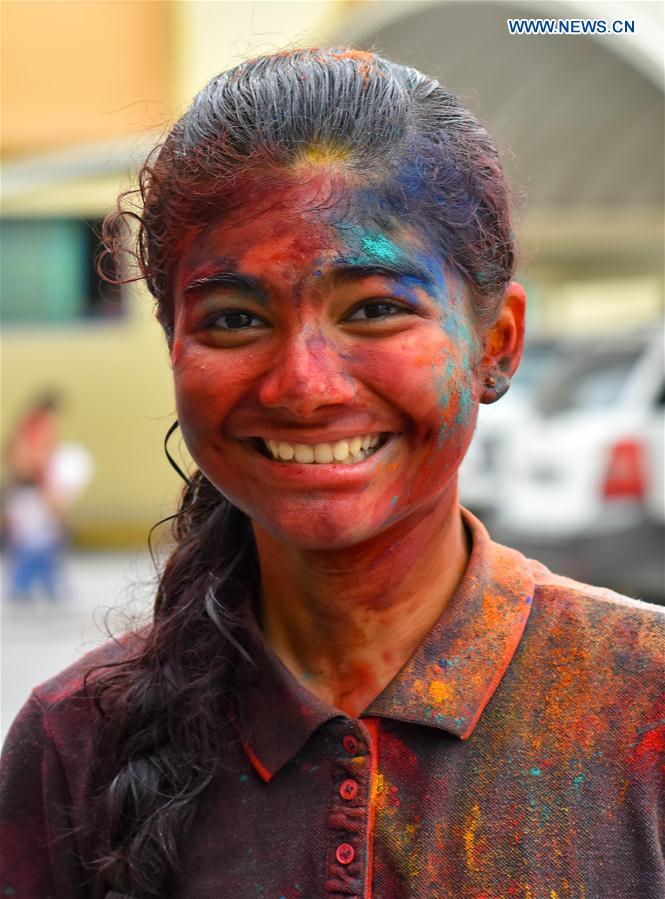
top-left (1, 0), bottom-right (174, 157)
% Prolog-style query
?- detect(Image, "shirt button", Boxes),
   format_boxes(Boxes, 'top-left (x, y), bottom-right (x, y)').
top-left (342, 734), bottom-right (358, 754)
top-left (340, 778), bottom-right (359, 800)
top-left (335, 842), bottom-right (355, 865)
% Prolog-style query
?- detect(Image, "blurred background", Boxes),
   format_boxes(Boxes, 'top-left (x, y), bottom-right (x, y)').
top-left (2, 0), bottom-right (663, 737)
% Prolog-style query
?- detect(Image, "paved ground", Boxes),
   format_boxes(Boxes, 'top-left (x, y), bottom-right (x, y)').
top-left (1, 552), bottom-right (156, 743)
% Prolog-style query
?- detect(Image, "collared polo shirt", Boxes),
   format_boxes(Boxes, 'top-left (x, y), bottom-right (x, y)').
top-left (1, 511), bottom-right (663, 898)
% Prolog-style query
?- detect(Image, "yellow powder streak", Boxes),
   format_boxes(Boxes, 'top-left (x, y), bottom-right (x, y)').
top-left (429, 678), bottom-right (452, 704)
top-left (463, 803), bottom-right (481, 871)
top-left (297, 142), bottom-right (351, 165)
top-left (372, 771), bottom-right (384, 806)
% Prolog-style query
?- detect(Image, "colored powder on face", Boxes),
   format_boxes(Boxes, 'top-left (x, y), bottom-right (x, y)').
top-left (456, 386), bottom-right (473, 426)
top-left (360, 230), bottom-right (402, 263)
top-left (334, 221), bottom-right (406, 268)
top-left (438, 359), bottom-right (456, 411)
top-left (171, 339), bottom-right (183, 366)
top-left (443, 314), bottom-right (472, 347)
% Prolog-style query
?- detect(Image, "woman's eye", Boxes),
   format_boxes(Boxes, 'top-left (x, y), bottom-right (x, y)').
top-left (203, 310), bottom-right (264, 331)
top-left (346, 301), bottom-right (409, 322)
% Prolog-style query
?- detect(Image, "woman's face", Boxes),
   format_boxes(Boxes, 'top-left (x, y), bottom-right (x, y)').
top-left (171, 174), bottom-right (493, 549)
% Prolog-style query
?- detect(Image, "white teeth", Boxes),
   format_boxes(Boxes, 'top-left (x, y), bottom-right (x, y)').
top-left (333, 440), bottom-right (349, 461)
top-left (314, 443), bottom-right (334, 463)
top-left (261, 433), bottom-right (385, 464)
top-left (294, 444), bottom-right (315, 463)
top-left (349, 437), bottom-right (362, 455)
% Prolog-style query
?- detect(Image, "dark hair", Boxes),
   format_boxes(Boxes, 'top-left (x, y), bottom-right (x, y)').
top-left (91, 47), bottom-right (515, 896)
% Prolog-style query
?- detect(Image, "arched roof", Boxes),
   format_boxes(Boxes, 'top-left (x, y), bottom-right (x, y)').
top-left (337, 0), bottom-right (664, 211)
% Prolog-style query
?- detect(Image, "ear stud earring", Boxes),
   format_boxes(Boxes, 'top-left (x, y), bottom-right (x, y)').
top-left (481, 373), bottom-right (509, 404)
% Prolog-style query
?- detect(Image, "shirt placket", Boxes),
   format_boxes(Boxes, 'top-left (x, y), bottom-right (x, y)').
top-left (324, 718), bottom-right (378, 899)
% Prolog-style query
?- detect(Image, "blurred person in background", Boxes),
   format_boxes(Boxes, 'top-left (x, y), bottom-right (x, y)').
top-left (0, 49), bottom-right (663, 899)
top-left (2, 392), bottom-right (93, 602)
top-left (2, 392), bottom-right (65, 601)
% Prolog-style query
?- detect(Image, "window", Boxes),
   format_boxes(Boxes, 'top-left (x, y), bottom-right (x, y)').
top-left (0, 218), bottom-right (123, 324)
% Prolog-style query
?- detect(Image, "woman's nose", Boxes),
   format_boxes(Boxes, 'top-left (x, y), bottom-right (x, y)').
top-left (258, 329), bottom-right (356, 417)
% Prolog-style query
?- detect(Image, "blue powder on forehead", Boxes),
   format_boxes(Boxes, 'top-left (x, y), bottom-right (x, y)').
top-left (359, 230), bottom-right (401, 263)
top-left (335, 221), bottom-right (405, 264)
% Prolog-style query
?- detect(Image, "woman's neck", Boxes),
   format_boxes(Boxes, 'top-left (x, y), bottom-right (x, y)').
top-left (253, 495), bottom-right (469, 718)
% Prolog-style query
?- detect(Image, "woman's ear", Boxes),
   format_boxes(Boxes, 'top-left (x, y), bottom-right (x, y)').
top-left (476, 281), bottom-right (526, 404)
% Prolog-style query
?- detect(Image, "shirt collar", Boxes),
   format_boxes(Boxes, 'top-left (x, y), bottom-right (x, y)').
top-left (237, 509), bottom-right (535, 781)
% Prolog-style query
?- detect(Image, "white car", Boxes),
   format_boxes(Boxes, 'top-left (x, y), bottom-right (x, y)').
top-left (494, 326), bottom-right (664, 600)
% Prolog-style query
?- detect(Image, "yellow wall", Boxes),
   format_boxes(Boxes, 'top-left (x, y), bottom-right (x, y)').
top-left (1, 0), bottom-right (173, 157)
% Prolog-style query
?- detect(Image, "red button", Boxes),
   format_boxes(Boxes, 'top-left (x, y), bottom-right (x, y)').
top-left (340, 778), bottom-right (359, 800)
top-left (342, 735), bottom-right (358, 754)
top-left (336, 843), bottom-right (355, 865)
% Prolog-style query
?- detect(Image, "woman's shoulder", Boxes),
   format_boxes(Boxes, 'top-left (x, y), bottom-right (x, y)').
top-left (30, 627), bottom-right (147, 713)
top-left (528, 556), bottom-right (664, 624)
top-left (2, 630), bottom-right (148, 810)
top-left (3, 628), bottom-right (148, 769)
top-left (521, 553), bottom-right (664, 683)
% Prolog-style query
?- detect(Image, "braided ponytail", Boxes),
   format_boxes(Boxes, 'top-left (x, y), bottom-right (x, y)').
top-left (88, 472), bottom-right (258, 896)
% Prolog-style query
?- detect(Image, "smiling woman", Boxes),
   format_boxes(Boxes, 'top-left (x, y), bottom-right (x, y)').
top-left (1, 48), bottom-right (663, 899)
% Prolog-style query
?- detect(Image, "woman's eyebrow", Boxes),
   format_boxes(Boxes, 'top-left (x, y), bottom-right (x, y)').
top-left (182, 271), bottom-right (269, 304)
top-left (327, 262), bottom-right (435, 290)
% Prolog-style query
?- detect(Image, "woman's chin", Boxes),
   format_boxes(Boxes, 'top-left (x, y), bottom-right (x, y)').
top-left (248, 501), bottom-right (395, 552)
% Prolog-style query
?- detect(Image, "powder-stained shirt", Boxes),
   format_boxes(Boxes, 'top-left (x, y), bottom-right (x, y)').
top-left (1, 511), bottom-right (663, 899)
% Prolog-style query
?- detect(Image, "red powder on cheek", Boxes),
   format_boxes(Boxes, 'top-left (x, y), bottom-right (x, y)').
top-left (171, 339), bottom-right (183, 366)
